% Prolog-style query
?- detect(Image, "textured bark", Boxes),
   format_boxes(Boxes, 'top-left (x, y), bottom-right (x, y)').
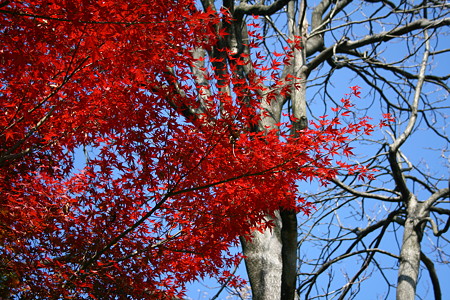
top-left (240, 213), bottom-right (283, 300)
top-left (240, 210), bottom-right (298, 300)
top-left (396, 196), bottom-right (426, 300)
top-left (280, 209), bottom-right (298, 300)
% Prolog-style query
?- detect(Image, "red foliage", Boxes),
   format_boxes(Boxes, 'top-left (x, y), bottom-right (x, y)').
top-left (0, 1), bottom-right (389, 298)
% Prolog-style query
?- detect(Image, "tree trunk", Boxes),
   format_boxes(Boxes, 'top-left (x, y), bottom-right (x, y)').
top-left (280, 209), bottom-right (298, 300)
top-left (240, 213), bottom-right (283, 300)
top-left (240, 210), bottom-right (298, 300)
top-left (396, 196), bottom-right (426, 300)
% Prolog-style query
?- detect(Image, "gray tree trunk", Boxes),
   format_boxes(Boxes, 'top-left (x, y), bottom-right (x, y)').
top-left (396, 196), bottom-right (427, 300)
top-left (240, 210), bottom-right (298, 300)
top-left (240, 214), bottom-right (283, 300)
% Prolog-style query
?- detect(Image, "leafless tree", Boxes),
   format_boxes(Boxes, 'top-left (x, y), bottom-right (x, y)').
top-left (188, 0), bottom-right (450, 299)
top-left (296, 10), bottom-right (450, 300)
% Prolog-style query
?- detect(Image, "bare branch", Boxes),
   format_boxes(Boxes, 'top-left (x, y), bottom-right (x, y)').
top-left (424, 187), bottom-right (450, 211)
top-left (235, 0), bottom-right (291, 17)
top-left (305, 18), bottom-right (450, 75)
top-left (331, 178), bottom-right (401, 202)
top-left (298, 249), bottom-right (400, 297)
top-left (420, 251), bottom-right (442, 300)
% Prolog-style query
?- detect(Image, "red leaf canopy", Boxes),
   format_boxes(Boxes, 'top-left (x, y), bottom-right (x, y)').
top-left (0, 0), bottom-right (381, 298)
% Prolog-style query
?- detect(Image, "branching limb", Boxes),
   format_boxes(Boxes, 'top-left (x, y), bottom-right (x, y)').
top-left (422, 215), bottom-right (450, 237)
top-left (298, 248), bottom-right (400, 298)
top-left (387, 28), bottom-right (430, 203)
top-left (424, 187), bottom-right (450, 211)
top-left (235, 0), bottom-right (291, 17)
top-left (331, 178), bottom-right (401, 202)
top-left (305, 18), bottom-right (449, 75)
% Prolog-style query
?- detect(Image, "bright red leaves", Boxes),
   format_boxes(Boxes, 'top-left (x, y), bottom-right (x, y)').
top-left (0, 1), bottom-right (390, 298)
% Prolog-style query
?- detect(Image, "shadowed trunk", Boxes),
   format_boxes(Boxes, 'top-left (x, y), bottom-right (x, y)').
top-left (281, 209), bottom-right (298, 300)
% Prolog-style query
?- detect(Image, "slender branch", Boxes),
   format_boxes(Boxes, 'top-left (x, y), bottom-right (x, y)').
top-left (430, 206), bottom-right (450, 215)
top-left (423, 187), bottom-right (450, 211)
top-left (422, 215), bottom-right (450, 236)
top-left (298, 249), bottom-right (399, 296)
top-left (305, 18), bottom-right (449, 75)
top-left (0, 56), bottom-right (91, 166)
top-left (420, 251), bottom-right (441, 300)
top-left (235, 0), bottom-right (290, 17)
top-left (387, 27), bottom-right (431, 202)
top-left (390, 32), bottom-right (430, 152)
top-left (210, 257), bottom-right (243, 300)
top-left (331, 178), bottom-right (400, 201)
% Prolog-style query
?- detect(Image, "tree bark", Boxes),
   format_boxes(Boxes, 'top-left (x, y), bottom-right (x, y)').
top-left (396, 196), bottom-right (426, 300)
top-left (240, 213), bottom-right (283, 300)
top-left (240, 210), bottom-right (299, 300)
top-left (280, 209), bottom-right (298, 300)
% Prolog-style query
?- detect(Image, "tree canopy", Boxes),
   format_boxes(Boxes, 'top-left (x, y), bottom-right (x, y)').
top-left (0, 0), bottom-right (385, 298)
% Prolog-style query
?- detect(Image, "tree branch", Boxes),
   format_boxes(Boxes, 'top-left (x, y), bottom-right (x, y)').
top-left (424, 187), bottom-right (450, 211)
top-left (331, 178), bottom-right (401, 202)
top-left (420, 251), bottom-right (441, 300)
top-left (235, 0), bottom-right (290, 17)
top-left (305, 17), bottom-right (450, 75)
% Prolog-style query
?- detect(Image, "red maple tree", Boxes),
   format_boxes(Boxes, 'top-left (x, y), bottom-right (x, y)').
top-left (0, 1), bottom-right (389, 298)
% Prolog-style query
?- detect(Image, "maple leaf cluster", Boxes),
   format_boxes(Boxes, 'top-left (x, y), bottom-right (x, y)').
top-left (0, 1), bottom-right (390, 298)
